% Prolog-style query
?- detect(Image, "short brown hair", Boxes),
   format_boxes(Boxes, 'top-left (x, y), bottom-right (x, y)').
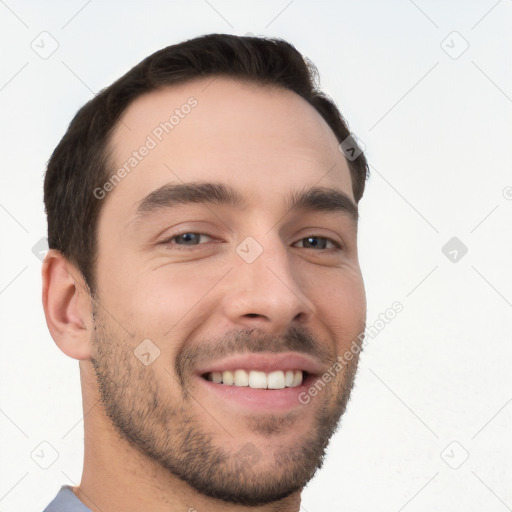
top-left (44, 33), bottom-right (369, 293)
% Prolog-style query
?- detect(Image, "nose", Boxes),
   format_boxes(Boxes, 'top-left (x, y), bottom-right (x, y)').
top-left (220, 237), bottom-right (316, 334)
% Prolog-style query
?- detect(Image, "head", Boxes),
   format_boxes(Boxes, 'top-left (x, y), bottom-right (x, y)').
top-left (43, 33), bottom-right (369, 507)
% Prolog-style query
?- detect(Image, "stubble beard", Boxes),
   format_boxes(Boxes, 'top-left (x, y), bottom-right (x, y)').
top-left (89, 305), bottom-right (361, 506)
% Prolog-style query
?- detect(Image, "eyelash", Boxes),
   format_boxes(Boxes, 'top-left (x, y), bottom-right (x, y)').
top-left (161, 232), bottom-right (343, 251)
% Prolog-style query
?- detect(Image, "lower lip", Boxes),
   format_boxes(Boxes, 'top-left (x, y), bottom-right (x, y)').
top-left (195, 374), bottom-right (317, 413)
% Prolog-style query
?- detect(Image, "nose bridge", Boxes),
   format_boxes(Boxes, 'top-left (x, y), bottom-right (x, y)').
top-left (222, 232), bottom-right (315, 332)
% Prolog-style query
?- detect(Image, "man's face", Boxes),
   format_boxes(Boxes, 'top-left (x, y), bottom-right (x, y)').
top-left (90, 77), bottom-right (366, 505)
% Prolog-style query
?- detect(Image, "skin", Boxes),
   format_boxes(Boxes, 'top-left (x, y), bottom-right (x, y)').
top-left (42, 76), bottom-right (366, 512)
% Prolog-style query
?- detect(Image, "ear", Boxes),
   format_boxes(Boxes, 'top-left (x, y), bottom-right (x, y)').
top-left (42, 249), bottom-right (93, 360)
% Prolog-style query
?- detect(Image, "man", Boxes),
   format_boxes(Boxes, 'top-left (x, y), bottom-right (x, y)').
top-left (41, 33), bottom-right (368, 511)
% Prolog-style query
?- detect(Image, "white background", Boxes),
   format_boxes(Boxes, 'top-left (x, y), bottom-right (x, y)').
top-left (1, 1), bottom-right (511, 511)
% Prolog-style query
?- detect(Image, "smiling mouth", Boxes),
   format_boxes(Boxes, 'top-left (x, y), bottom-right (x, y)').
top-left (202, 369), bottom-right (308, 389)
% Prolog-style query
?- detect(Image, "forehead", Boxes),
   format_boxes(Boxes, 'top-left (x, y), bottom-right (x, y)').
top-left (105, 76), bottom-right (353, 215)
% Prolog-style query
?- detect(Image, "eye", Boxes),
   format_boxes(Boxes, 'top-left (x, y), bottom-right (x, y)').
top-left (293, 236), bottom-right (342, 250)
top-left (164, 232), bottom-right (215, 247)
top-left (160, 233), bottom-right (341, 251)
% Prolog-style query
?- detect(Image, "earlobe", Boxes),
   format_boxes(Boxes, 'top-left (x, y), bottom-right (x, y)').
top-left (42, 249), bottom-right (92, 360)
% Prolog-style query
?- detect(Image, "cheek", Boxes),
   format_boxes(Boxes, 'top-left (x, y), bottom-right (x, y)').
top-left (124, 262), bottom-right (228, 335)
top-left (311, 269), bottom-right (366, 344)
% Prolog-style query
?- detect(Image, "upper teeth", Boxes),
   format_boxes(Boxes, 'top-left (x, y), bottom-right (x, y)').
top-left (207, 370), bottom-right (303, 389)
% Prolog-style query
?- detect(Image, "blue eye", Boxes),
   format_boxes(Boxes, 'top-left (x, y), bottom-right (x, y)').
top-left (161, 233), bottom-right (341, 251)
top-left (171, 233), bottom-right (213, 245)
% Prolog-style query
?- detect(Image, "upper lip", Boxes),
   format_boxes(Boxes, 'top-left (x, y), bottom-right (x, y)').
top-left (195, 351), bottom-right (325, 376)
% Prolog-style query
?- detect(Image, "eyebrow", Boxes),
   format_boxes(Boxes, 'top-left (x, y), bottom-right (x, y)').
top-left (134, 182), bottom-right (358, 223)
